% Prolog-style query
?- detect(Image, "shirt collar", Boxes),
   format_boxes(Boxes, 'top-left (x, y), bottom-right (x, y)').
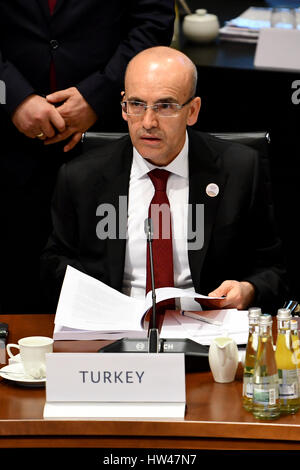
top-left (132, 131), bottom-right (189, 179)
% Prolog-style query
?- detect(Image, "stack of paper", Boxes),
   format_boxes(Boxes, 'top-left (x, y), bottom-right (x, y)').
top-left (219, 7), bottom-right (300, 44)
top-left (53, 266), bottom-right (249, 345)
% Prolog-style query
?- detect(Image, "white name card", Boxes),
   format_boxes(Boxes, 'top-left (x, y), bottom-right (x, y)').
top-left (43, 353), bottom-right (186, 418)
top-left (254, 28), bottom-right (300, 72)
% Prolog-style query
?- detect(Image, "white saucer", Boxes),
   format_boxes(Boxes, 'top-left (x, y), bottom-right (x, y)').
top-left (0, 362), bottom-right (46, 387)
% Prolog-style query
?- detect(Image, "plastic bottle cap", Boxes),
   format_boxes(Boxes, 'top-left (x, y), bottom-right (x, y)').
top-left (277, 308), bottom-right (292, 319)
top-left (259, 314), bottom-right (272, 325)
top-left (248, 307), bottom-right (262, 318)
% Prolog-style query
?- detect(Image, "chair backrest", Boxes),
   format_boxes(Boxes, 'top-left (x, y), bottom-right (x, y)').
top-left (81, 132), bottom-right (128, 153)
top-left (81, 130), bottom-right (270, 155)
top-left (81, 130), bottom-right (271, 189)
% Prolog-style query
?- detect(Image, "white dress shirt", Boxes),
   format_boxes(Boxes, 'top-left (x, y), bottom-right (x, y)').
top-left (122, 133), bottom-right (201, 310)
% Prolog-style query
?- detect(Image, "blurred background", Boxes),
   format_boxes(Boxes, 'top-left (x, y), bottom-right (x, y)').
top-left (175, 0), bottom-right (300, 306)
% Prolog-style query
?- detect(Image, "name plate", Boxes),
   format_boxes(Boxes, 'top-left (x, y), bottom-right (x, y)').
top-left (255, 28), bottom-right (300, 72)
top-left (44, 353), bottom-right (185, 418)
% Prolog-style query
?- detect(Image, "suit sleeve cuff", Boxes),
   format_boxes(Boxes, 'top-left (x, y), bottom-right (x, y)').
top-left (1, 62), bottom-right (36, 115)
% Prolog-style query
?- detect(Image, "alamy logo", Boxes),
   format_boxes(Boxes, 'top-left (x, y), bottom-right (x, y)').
top-left (0, 80), bottom-right (6, 104)
top-left (95, 196), bottom-right (204, 250)
top-left (291, 80), bottom-right (300, 105)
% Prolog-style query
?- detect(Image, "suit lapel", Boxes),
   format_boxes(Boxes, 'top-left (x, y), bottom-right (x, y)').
top-left (94, 139), bottom-right (133, 290)
top-left (52, 0), bottom-right (65, 17)
top-left (36, 0), bottom-right (51, 21)
top-left (187, 130), bottom-right (227, 290)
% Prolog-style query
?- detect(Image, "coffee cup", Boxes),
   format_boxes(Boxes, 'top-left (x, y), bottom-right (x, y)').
top-left (6, 336), bottom-right (53, 379)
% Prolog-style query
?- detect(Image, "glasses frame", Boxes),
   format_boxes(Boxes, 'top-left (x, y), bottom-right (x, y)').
top-left (120, 96), bottom-right (195, 117)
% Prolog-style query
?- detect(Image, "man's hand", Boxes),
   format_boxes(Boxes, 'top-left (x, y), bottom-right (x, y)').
top-left (200, 280), bottom-right (256, 310)
top-left (45, 87), bottom-right (98, 152)
top-left (12, 94), bottom-right (66, 139)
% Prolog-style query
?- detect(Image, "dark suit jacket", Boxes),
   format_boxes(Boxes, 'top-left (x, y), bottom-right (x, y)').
top-left (41, 129), bottom-right (288, 312)
top-left (0, 0), bottom-right (174, 129)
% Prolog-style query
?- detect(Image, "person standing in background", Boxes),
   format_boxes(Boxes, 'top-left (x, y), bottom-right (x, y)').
top-left (0, 0), bottom-right (175, 313)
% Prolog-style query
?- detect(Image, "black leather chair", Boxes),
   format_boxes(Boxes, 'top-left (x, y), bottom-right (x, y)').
top-left (81, 130), bottom-right (272, 198)
top-left (81, 130), bottom-right (270, 154)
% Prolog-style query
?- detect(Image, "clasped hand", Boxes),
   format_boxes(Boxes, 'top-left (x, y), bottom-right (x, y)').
top-left (12, 87), bottom-right (98, 152)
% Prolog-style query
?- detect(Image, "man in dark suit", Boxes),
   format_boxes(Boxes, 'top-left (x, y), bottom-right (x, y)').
top-left (0, 1), bottom-right (175, 313)
top-left (41, 47), bottom-right (288, 313)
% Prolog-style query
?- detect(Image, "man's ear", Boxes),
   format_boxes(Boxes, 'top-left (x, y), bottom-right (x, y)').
top-left (187, 97), bottom-right (201, 126)
top-left (121, 92), bottom-right (128, 122)
top-left (122, 109), bottom-right (128, 122)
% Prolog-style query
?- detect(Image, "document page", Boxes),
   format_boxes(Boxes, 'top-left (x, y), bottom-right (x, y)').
top-left (55, 266), bottom-right (145, 331)
top-left (54, 266), bottom-right (223, 339)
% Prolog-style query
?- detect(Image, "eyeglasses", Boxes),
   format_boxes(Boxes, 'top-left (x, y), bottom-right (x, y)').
top-left (121, 97), bottom-right (194, 117)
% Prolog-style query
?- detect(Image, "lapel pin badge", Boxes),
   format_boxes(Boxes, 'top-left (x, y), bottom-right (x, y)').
top-left (206, 183), bottom-right (219, 197)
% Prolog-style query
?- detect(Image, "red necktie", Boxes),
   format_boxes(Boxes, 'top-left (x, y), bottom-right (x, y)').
top-left (48, 0), bottom-right (57, 91)
top-left (146, 169), bottom-right (175, 328)
top-left (48, 0), bottom-right (57, 15)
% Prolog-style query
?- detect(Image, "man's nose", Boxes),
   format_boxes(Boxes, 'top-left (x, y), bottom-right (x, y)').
top-left (142, 107), bottom-right (159, 129)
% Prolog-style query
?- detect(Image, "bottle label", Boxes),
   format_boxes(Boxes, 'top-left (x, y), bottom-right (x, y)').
top-left (253, 376), bottom-right (278, 406)
top-left (253, 387), bottom-right (276, 406)
top-left (278, 369), bottom-right (299, 400)
top-left (243, 378), bottom-right (253, 398)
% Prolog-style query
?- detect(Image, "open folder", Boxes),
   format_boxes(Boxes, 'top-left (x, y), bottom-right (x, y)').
top-left (53, 266), bottom-right (248, 345)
